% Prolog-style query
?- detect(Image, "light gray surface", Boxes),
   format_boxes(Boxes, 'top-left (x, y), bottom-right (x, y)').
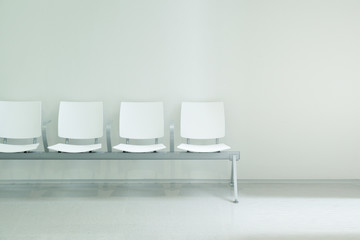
top-left (1, 183), bottom-right (360, 239)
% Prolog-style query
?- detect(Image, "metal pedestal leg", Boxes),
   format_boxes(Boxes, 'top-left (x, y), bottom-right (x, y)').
top-left (232, 155), bottom-right (238, 203)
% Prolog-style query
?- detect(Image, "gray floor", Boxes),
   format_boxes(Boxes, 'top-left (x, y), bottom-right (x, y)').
top-left (0, 182), bottom-right (360, 240)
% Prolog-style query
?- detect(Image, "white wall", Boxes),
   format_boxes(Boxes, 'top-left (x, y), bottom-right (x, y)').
top-left (1, 0), bottom-right (360, 180)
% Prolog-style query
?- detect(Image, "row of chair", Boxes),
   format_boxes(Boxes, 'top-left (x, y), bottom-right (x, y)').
top-left (0, 101), bottom-right (231, 154)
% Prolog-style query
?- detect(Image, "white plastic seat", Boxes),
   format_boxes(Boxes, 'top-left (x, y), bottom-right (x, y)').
top-left (0, 143), bottom-right (39, 153)
top-left (113, 102), bottom-right (166, 153)
top-left (177, 102), bottom-right (231, 153)
top-left (113, 143), bottom-right (166, 153)
top-left (48, 102), bottom-right (103, 153)
top-left (0, 101), bottom-right (41, 153)
top-left (177, 143), bottom-right (230, 153)
top-left (48, 143), bottom-right (102, 153)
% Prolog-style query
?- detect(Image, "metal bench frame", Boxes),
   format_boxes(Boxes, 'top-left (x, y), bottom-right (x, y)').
top-left (0, 122), bottom-right (240, 203)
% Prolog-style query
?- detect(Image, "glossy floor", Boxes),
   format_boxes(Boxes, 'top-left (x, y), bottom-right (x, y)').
top-left (0, 182), bottom-right (360, 240)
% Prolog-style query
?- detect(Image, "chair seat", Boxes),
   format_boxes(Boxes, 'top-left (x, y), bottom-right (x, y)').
top-left (177, 143), bottom-right (230, 153)
top-left (113, 143), bottom-right (166, 153)
top-left (0, 143), bottom-right (40, 153)
top-left (48, 143), bottom-right (102, 153)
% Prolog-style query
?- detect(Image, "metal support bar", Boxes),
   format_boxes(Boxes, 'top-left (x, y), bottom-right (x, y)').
top-left (126, 139), bottom-right (129, 144)
top-left (186, 138), bottom-right (190, 144)
top-left (41, 120), bottom-right (51, 153)
top-left (0, 151), bottom-right (240, 160)
top-left (65, 138), bottom-right (69, 144)
top-left (232, 154), bottom-right (238, 203)
top-left (216, 138), bottom-right (219, 144)
top-left (33, 138), bottom-right (37, 144)
top-left (3, 138), bottom-right (7, 144)
top-left (106, 122), bottom-right (112, 152)
top-left (170, 121), bottom-right (174, 152)
top-left (155, 138), bottom-right (158, 144)
top-left (94, 138), bottom-right (99, 144)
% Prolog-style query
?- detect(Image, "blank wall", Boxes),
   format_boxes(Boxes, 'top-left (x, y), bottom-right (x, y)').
top-left (1, 0), bottom-right (359, 180)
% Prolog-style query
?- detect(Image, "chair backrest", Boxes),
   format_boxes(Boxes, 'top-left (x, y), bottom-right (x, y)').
top-left (0, 101), bottom-right (41, 139)
top-left (180, 102), bottom-right (225, 139)
top-left (119, 102), bottom-right (164, 139)
top-left (58, 101), bottom-right (103, 139)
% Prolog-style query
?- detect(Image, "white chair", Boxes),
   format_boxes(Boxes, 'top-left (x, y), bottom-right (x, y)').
top-left (48, 101), bottom-right (103, 153)
top-left (177, 102), bottom-right (230, 152)
top-left (113, 102), bottom-right (166, 153)
top-left (0, 101), bottom-right (42, 153)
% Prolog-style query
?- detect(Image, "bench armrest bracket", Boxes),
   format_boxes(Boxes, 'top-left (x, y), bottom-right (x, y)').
top-left (106, 122), bottom-right (112, 152)
top-left (169, 121), bottom-right (174, 152)
top-left (41, 120), bottom-right (51, 153)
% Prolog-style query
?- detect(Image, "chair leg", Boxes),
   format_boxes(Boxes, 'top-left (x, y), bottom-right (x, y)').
top-left (232, 155), bottom-right (238, 203)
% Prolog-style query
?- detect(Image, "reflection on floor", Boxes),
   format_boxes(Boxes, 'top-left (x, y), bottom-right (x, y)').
top-left (0, 182), bottom-right (360, 240)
